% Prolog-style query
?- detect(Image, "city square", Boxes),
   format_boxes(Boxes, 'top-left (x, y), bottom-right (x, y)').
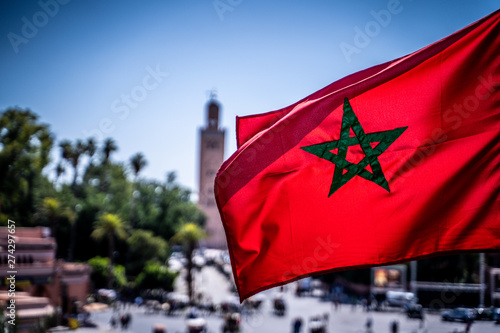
top-left (79, 266), bottom-right (500, 333)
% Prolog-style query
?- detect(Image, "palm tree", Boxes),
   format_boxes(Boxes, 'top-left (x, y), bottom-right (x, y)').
top-left (59, 140), bottom-right (72, 161)
top-left (91, 213), bottom-right (127, 288)
top-left (102, 138), bottom-right (118, 164)
top-left (54, 162), bottom-right (65, 185)
top-left (86, 137), bottom-right (97, 165)
top-left (65, 208), bottom-right (77, 262)
top-left (36, 197), bottom-right (62, 238)
top-left (72, 139), bottom-right (86, 184)
top-left (129, 153), bottom-right (147, 226)
top-left (59, 139), bottom-right (86, 186)
top-left (36, 197), bottom-right (75, 245)
top-left (130, 152), bottom-right (147, 180)
top-left (171, 223), bottom-right (206, 304)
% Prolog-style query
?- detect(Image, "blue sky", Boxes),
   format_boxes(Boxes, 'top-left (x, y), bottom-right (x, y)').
top-left (0, 0), bottom-right (498, 198)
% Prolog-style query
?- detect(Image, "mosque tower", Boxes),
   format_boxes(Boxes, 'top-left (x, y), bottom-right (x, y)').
top-left (198, 93), bottom-right (226, 249)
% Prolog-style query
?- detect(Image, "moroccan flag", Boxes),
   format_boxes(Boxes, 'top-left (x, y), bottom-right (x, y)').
top-left (215, 10), bottom-right (500, 302)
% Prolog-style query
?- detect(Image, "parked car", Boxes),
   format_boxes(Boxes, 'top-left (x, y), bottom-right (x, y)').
top-left (185, 307), bottom-right (207, 333)
top-left (441, 307), bottom-right (475, 322)
top-left (473, 306), bottom-right (495, 320)
top-left (97, 288), bottom-right (117, 303)
top-left (308, 315), bottom-right (327, 333)
top-left (386, 291), bottom-right (417, 307)
top-left (404, 303), bottom-right (424, 319)
top-left (493, 308), bottom-right (500, 324)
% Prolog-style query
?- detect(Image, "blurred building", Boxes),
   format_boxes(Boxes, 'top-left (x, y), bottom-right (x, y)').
top-left (198, 95), bottom-right (227, 249)
top-left (0, 227), bottom-right (91, 331)
top-left (368, 257), bottom-right (500, 308)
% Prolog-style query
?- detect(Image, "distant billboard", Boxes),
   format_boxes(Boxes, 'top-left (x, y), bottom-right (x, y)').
top-left (371, 265), bottom-right (407, 293)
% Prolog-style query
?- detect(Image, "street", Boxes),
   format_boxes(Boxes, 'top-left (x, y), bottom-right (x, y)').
top-left (76, 266), bottom-right (500, 333)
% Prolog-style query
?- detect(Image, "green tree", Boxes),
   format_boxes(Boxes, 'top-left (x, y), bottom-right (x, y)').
top-left (88, 256), bottom-right (127, 290)
top-left (129, 152), bottom-right (147, 225)
top-left (54, 162), bottom-right (65, 185)
top-left (85, 137), bottom-right (97, 165)
top-left (59, 139), bottom-right (86, 187)
top-left (126, 229), bottom-right (167, 276)
top-left (132, 174), bottom-right (205, 239)
top-left (130, 152), bottom-right (147, 179)
top-left (171, 223), bottom-right (206, 304)
top-left (73, 160), bottom-right (132, 262)
top-left (83, 162), bottom-right (132, 218)
top-left (91, 213), bottom-right (128, 288)
top-left (102, 138), bottom-right (117, 164)
top-left (135, 262), bottom-right (177, 291)
top-left (0, 108), bottom-right (54, 224)
top-left (35, 197), bottom-right (74, 240)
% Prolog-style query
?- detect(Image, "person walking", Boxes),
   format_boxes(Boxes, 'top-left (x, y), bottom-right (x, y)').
top-left (390, 320), bottom-right (399, 333)
top-left (110, 314), bottom-right (117, 329)
top-left (464, 318), bottom-right (472, 333)
top-left (365, 317), bottom-right (373, 333)
top-left (292, 317), bottom-right (303, 333)
top-left (123, 312), bottom-right (132, 330)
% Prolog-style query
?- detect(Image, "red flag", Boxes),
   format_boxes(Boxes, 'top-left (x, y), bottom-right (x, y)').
top-left (215, 10), bottom-right (500, 302)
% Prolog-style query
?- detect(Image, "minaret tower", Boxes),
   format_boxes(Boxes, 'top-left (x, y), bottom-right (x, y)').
top-left (198, 92), bottom-right (226, 248)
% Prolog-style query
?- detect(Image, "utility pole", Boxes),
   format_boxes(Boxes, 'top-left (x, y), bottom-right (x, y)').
top-left (410, 261), bottom-right (417, 294)
top-left (479, 253), bottom-right (485, 306)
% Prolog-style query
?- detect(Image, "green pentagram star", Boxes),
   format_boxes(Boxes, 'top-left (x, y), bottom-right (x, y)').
top-left (301, 97), bottom-right (407, 197)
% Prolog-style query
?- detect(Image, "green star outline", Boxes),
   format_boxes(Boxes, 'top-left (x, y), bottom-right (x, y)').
top-left (301, 97), bottom-right (408, 197)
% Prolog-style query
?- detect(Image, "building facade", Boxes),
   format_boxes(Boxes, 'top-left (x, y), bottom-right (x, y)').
top-left (198, 97), bottom-right (226, 249)
top-left (0, 227), bottom-right (91, 331)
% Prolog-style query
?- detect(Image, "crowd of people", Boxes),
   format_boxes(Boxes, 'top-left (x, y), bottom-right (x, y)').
top-left (110, 312), bottom-right (132, 331)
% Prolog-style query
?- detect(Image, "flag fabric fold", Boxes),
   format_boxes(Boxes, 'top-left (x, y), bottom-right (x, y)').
top-left (216, 10), bottom-right (500, 302)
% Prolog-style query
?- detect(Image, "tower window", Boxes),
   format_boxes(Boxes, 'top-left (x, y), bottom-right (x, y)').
top-left (208, 102), bottom-right (219, 129)
top-left (206, 140), bottom-right (219, 149)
